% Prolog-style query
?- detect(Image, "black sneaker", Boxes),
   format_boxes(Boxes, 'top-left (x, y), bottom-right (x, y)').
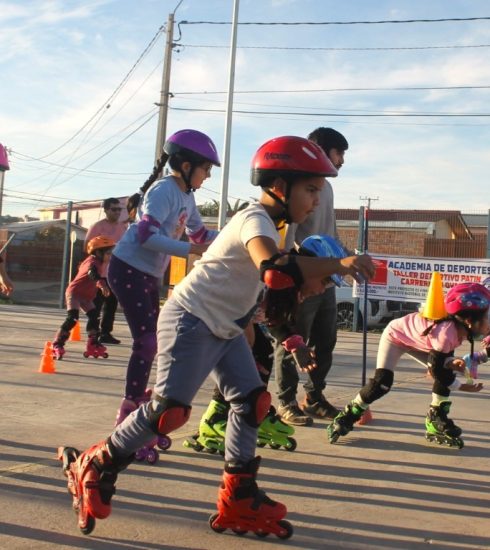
top-left (99, 333), bottom-right (121, 345)
top-left (277, 401), bottom-right (313, 426)
top-left (301, 395), bottom-right (339, 419)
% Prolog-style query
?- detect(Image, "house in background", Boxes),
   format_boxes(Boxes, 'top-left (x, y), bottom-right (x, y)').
top-left (336, 209), bottom-right (487, 259)
top-left (38, 196), bottom-right (129, 228)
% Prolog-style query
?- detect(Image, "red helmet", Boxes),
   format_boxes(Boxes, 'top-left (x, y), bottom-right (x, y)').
top-left (444, 283), bottom-right (490, 316)
top-left (251, 136), bottom-right (337, 186)
top-left (87, 236), bottom-right (116, 254)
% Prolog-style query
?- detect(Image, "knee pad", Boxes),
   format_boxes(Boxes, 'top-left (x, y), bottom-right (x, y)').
top-left (428, 350), bottom-right (456, 388)
top-left (132, 332), bottom-right (157, 362)
top-left (359, 368), bottom-right (394, 404)
top-left (149, 396), bottom-right (191, 435)
top-left (230, 386), bottom-right (271, 428)
top-left (61, 309), bottom-right (79, 332)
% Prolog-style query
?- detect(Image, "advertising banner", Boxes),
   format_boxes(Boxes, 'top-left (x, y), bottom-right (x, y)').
top-left (353, 255), bottom-right (490, 303)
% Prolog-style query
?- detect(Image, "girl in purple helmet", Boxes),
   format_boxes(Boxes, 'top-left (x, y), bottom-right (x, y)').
top-left (327, 282), bottom-right (490, 449)
top-left (108, 129), bottom-right (221, 458)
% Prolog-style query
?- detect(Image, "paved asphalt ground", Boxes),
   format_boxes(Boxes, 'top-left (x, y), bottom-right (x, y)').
top-left (1, 304), bottom-right (489, 550)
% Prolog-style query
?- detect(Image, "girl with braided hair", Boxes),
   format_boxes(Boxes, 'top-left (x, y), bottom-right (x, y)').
top-left (108, 129), bottom-right (221, 462)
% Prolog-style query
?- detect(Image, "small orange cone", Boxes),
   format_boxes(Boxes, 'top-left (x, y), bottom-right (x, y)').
top-left (39, 341), bottom-right (56, 374)
top-left (356, 408), bottom-right (373, 425)
top-left (69, 320), bottom-right (81, 342)
top-left (422, 272), bottom-right (447, 320)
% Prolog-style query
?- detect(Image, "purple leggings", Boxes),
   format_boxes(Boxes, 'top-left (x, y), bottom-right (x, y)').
top-left (108, 255), bottom-right (160, 400)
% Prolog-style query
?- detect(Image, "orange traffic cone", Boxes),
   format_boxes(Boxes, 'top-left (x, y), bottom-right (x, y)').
top-left (356, 408), bottom-right (373, 425)
top-left (39, 341), bottom-right (56, 374)
top-left (69, 320), bottom-right (81, 342)
top-left (422, 272), bottom-right (446, 320)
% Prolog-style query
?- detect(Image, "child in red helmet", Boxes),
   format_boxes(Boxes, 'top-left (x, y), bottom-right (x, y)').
top-left (52, 236), bottom-right (115, 360)
top-left (327, 282), bottom-right (490, 449)
top-left (57, 136), bottom-right (375, 539)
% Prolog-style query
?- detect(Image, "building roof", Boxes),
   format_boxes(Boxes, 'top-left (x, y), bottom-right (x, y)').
top-left (462, 213), bottom-right (488, 228)
top-left (38, 197), bottom-right (128, 212)
top-left (335, 209), bottom-right (473, 240)
top-left (0, 219), bottom-right (86, 237)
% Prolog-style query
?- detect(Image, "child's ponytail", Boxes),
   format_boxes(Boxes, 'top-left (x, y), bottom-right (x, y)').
top-left (140, 152), bottom-right (169, 196)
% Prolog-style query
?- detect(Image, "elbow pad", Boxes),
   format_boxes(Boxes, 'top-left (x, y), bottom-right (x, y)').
top-left (260, 253), bottom-right (303, 290)
top-left (137, 214), bottom-right (161, 245)
top-left (87, 266), bottom-right (101, 281)
top-left (188, 226), bottom-right (217, 244)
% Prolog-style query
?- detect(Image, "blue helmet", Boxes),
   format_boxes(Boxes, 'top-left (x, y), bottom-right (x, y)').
top-left (299, 234), bottom-right (347, 287)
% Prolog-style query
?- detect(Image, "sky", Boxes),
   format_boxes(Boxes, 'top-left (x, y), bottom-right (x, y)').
top-left (2, 0), bottom-right (490, 219)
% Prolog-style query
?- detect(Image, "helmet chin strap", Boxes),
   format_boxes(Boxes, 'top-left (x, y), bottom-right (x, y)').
top-left (264, 188), bottom-right (292, 225)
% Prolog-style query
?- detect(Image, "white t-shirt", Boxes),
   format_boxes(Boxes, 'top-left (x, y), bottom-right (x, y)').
top-left (172, 203), bottom-right (279, 339)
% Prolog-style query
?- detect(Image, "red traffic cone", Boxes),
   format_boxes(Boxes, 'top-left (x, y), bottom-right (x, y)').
top-left (69, 320), bottom-right (81, 342)
top-left (39, 341), bottom-right (56, 374)
top-left (356, 408), bottom-right (373, 425)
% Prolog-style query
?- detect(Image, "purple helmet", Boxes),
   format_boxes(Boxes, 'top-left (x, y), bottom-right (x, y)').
top-left (164, 129), bottom-right (221, 166)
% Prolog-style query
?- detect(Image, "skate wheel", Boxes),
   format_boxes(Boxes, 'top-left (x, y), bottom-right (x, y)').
top-left (146, 448), bottom-right (159, 464)
top-left (255, 530), bottom-right (269, 538)
top-left (456, 438), bottom-right (464, 449)
top-left (257, 441), bottom-right (266, 448)
top-left (328, 430), bottom-right (340, 444)
top-left (134, 449), bottom-right (146, 461)
top-left (218, 449), bottom-right (225, 457)
top-left (157, 435), bottom-right (172, 451)
top-left (209, 513), bottom-right (226, 533)
top-left (276, 519), bottom-right (294, 539)
top-left (83, 352), bottom-right (89, 358)
top-left (232, 528), bottom-right (247, 536)
top-left (103, 353), bottom-right (109, 359)
top-left (79, 514), bottom-right (96, 535)
top-left (269, 442), bottom-right (281, 450)
top-left (285, 437), bottom-right (297, 452)
top-left (206, 447), bottom-right (217, 454)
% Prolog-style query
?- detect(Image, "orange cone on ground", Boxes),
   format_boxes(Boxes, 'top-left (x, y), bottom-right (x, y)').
top-left (356, 408), bottom-right (373, 425)
top-left (69, 320), bottom-right (81, 341)
top-left (422, 272), bottom-right (447, 320)
top-left (39, 341), bottom-right (56, 374)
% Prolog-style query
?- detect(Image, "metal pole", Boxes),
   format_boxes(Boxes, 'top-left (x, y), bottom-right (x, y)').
top-left (361, 205), bottom-right (369, 386)
top-left (154, 12), bottom-right (176, 162)
top-left (352, 206), bottom-right (364, 332)
top-left (487, 208), bottom-right (490, 258)
top-left (218, 0), bottom-right (240, 230)
top-left (59, 201), bottom-right (73, 308)
top-left (0, 171), bottom-right (5, 219)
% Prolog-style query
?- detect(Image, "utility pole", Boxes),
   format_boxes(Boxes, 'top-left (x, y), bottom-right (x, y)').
top-left (359, 195), bottom-right (379, 209)
top-left (154, 1), bottom-right (183, 162)
top-left (218, 0), bottom-right (240, 230)
top-left (59, 201), bottom-right (73, 309)
top-left (0, 144), bottom-right (10, 219)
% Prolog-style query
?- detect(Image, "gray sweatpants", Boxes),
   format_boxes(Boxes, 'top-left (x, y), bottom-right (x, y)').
top-left (111, 297), bottom-right (264, 463)
top-left (376, 330), bottom-right (429, 372)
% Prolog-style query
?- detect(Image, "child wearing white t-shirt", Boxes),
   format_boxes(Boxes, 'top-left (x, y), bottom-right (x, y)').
top-left (57, 136), bottom-right (375, 539)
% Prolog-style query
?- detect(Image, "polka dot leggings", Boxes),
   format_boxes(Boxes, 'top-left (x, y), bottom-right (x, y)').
top-left (108, 255), bottom-right (160, 400)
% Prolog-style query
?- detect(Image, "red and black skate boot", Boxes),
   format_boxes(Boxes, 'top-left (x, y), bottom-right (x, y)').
top-left (52, 330), bottom-right (69, 360)
top-left (209, 456), bottom-right (293, 539)
top-left (57, 439), bottom-right (133, 535)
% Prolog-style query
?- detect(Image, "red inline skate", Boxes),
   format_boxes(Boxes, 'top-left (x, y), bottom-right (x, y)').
top-left (52, 329), bottom-right (69, 360)
top-left (83, 334), bottom-right (108, 359)
top-left (209, 456), bottom-right (293, 539)
top-left (57, 439), bottom-right (132, 535)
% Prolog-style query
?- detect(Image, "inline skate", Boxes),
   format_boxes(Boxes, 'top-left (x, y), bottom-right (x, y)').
top-left (183, 398), bottom-right (228, 455)
top-left (83, 334), bottom-right (108, 359)
top-left (57, 439), bottom-right (132, 535)
top-left (209, 456), bottom-right (293, 539)
top-left (425, 401), bottom-right (464, 449)
top-left (257, 406), bottom-right (296, 451)
top-left (115, 389), bottom-right (171, 465)
top-left (52, 329), bottom-right (69, 360)
top-left (326, 401), bottom-right (366, 443)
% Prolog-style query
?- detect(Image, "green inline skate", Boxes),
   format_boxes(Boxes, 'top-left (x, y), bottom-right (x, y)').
top-left (183, 399), bottom-right (228, 455)
top-left (425, 401), bottom-right (464, 449)
top-left (326, 401), bottom-right (366, 444)
top-left (257, 406), bottom-right (297, 451)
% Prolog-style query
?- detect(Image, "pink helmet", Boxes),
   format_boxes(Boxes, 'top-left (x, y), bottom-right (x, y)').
top-left (444, 283), bottom-right (490, 316)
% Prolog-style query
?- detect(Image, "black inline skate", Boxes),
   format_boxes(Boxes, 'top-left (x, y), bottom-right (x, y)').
top-left (425, 401), bottom-right (464, 449)
top-left (326, 401), bottom-right (366, 443)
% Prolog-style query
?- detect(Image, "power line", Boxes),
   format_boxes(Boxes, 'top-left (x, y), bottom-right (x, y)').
top-left (178, 42), bottom-right (490, 52)
top-left (173, 85), bottom-right (490, 95)
top-left (170, 106), bottom-right (490, 117)
top-left (179, 16), bottom-right (490, 26)
top-left (38, 26), bottom-right (165, 160)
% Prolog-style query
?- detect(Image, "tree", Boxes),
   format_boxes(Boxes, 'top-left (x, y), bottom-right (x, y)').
top-left (197, 199), bottom-right (249, 217)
